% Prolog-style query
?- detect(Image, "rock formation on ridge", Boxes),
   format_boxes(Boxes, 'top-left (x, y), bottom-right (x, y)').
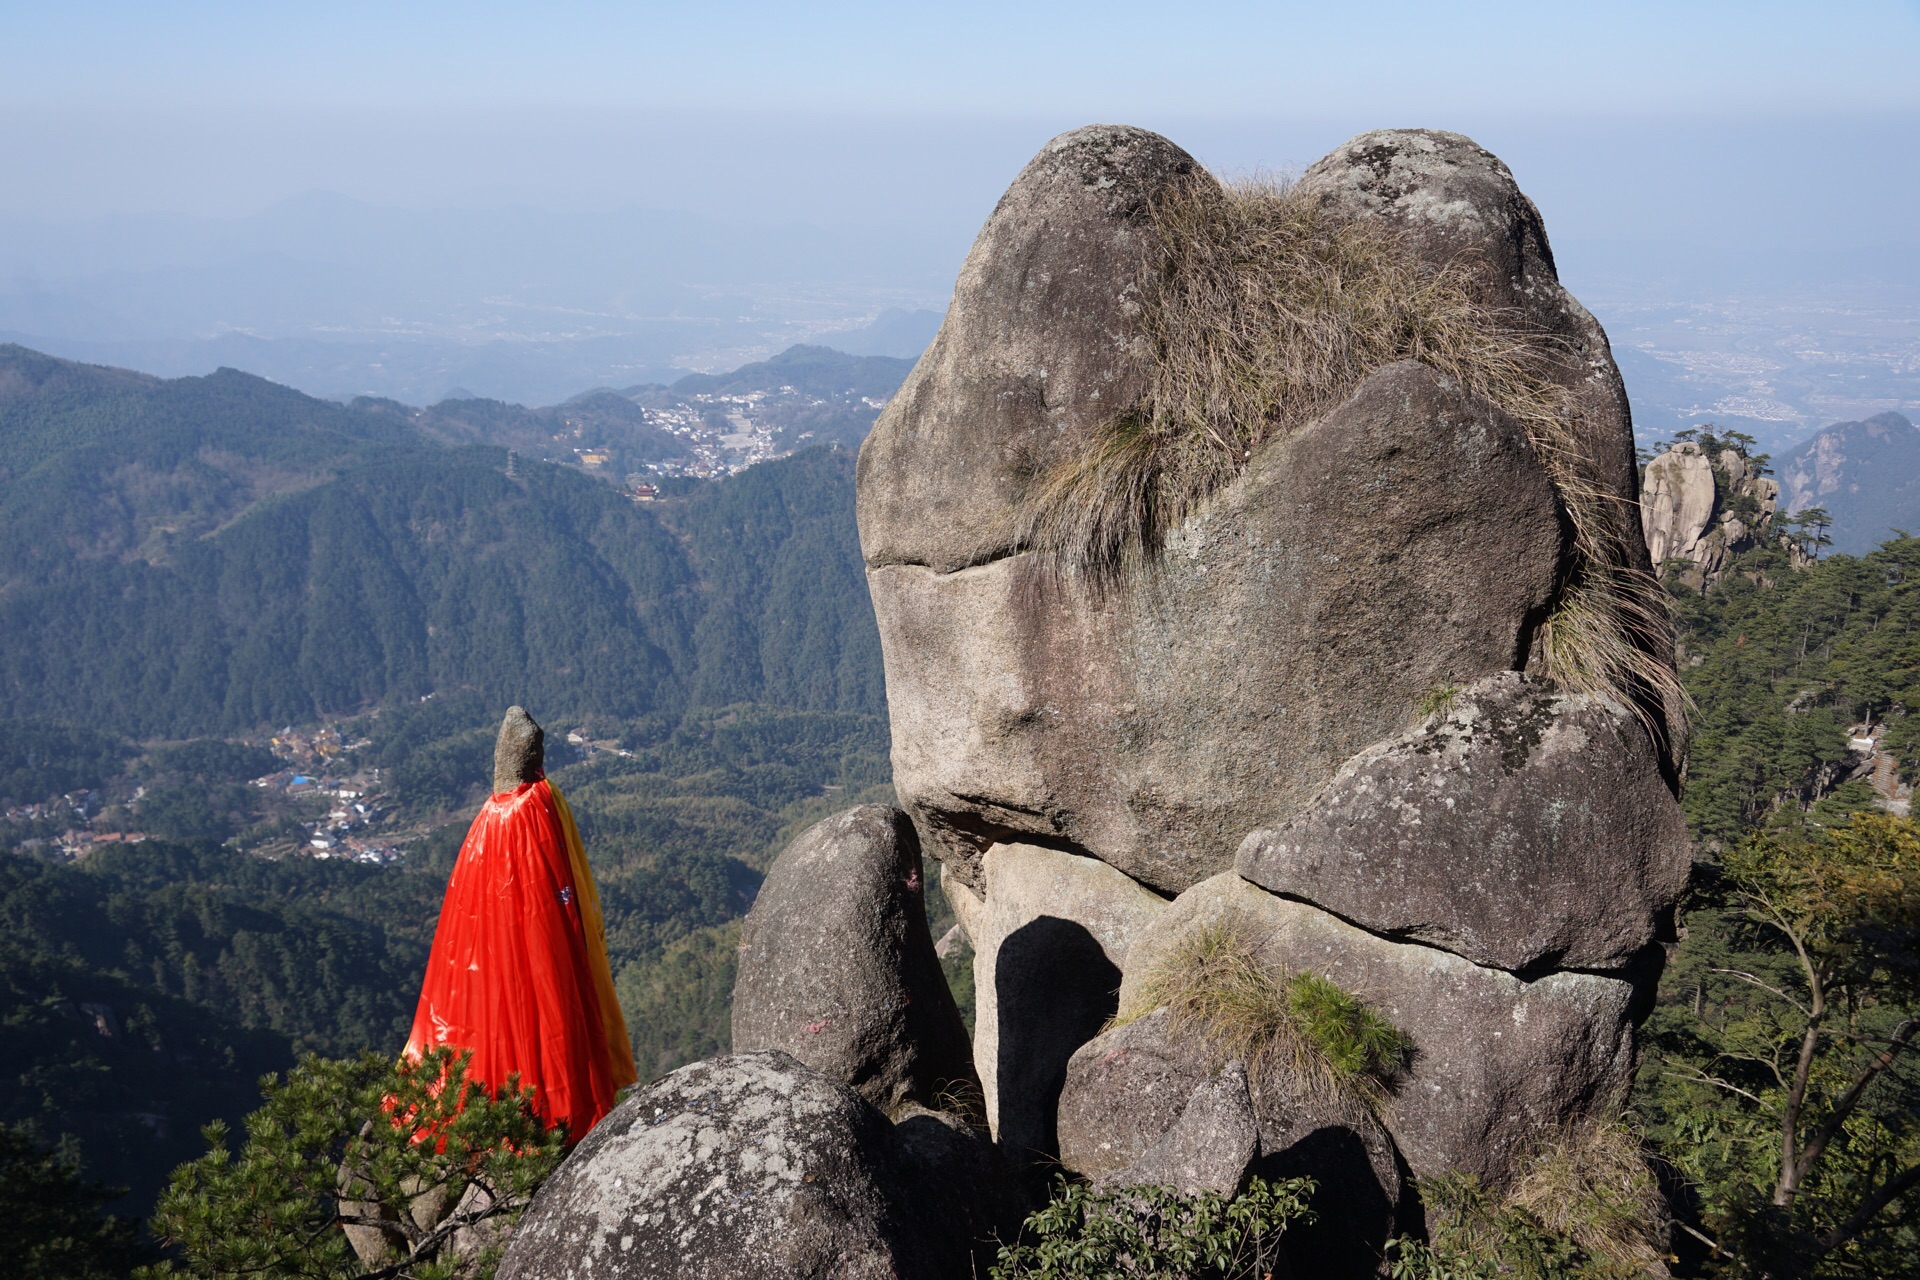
top-left (508, 124), bottom-right (1690, 1280)
top-left (857, 123), bottom-right (1686, 1232)
top-left (1641, 438), bottom-right (1787, 587)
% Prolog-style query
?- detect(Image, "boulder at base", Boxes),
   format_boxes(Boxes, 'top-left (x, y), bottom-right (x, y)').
top-left (732, 805), bottom-right (977, 1115)
top-left (966, 840), bottom-right (1167, 1161)
top-left (1119, 874), bottom-right (1640, 1186)
top-left (1238, 672), bottom-right (1690, 972)
top-left (1057, 1009), bottom-right (1407, 1278)
top-left (496, 1052), bottom-right (1012, 1280)
top-left (1110, 1058), bottom-right (1260, 1199)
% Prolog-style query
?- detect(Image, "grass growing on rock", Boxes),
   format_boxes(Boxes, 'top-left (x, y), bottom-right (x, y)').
top-left (1385, 1120), bottom-right (1670, 1278)
top-left (1013, 173), bottom-right (1680, 738)
top-left (1124, 920), bottom-right (1412, 1105)
top-left (1507, 1119), bottom-right (1671, 1275)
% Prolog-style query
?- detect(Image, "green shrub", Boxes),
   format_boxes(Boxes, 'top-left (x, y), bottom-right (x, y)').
top-left (141, 1047), bottom-right (565, 1280)
top-left (1385, 1169), bottom-right (1660, 1280)
top-left (0, 1125), bottom-right (152, 1279)
top-left (990, 1173), bottom-right (1314, 1280)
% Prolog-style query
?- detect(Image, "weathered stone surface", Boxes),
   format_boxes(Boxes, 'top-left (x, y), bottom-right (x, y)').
top-left (1107, 1059), bottom-right (1259, 1199)
top-left (1294, 129), bottom-right (1683, 763)
top-left (1294, 130), bottom-right (1636, 523)
top-left (1641, 445), bottom-right (1717, 566)
top-left (858, 124), bottom-right (1201, 574)
top-left (493, 706), bottom-right (544, 794)
top-left (732, 806), bottom-right (977, 1116)
top-left (1057, 1007), bottom-right (1209, 1181)
top-left (1119, 874), bottom-right (1640, 1186)
top-left (497, 1052), bottom-right (1011, 1280)
top-left (1059, 1011), bottom-right (1406, 1278)
top-left (1238, 672), bottom-right (1690, 972)
top-left (969, 841), bottom-right (1167, 1161)
top-left (941, 862), bottom-right (985, 946)
top-left (869, 361), bottom-right (1567, 895)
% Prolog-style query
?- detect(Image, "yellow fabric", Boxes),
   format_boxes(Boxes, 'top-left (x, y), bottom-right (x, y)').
top-left (550, 781), bottom-right (638, 1090)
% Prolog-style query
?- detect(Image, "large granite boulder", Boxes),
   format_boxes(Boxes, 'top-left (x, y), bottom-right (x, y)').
top-left (1119, 874), bottom-right (1641, 1186)
top-left (1238, 672), bottom-right (1691, 972)
top-left (497, 1052), bottom-right (1013, 1280)
top-left (732, 805), bottom-right (977, 1115)
top-left (859, 125), bottom-right (1687, 900)
top-left (1640, 444), bottom-right (1718, 566)
top-left (1057, 1008), bottom-right (1407, 1278)
top-left (966, 840), bottom-right (1167, 1161)
top-left (867, 360), bottom-right (1567, 896)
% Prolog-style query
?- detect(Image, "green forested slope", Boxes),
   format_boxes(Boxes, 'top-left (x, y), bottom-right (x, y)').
top-left (1670, 534), bottom-right (1920, 843)
top-left (2, 700), bottom-right (893, 1214)
top-left (0, 344), bottom-right (882, 735)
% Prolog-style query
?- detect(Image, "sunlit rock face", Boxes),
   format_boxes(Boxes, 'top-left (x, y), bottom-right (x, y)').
top-left (847, 123), bottom-right (1692, 1274)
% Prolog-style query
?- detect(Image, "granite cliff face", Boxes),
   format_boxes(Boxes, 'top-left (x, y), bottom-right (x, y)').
top-left (506, 125), bottom-right (1691, 1280)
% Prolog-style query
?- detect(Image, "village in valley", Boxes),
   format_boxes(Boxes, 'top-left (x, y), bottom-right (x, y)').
top-left (1, 714), bottom-right (637, 869)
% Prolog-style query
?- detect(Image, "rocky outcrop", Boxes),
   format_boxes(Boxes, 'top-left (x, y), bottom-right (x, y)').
top-left (1056, 1008), bottom-right (1407, 1277)
top-left (497, 1052), bottom-right (1015, 1280)
top-left (1118, 874), bottom-right (1640, 1186)
top-left (965, 840), bottom-right (1167, 1161)
top-left (732, 806), bottom-right (976, 1115)
top-left (585, 123), bottom-right (1697, 1280)
top-left (1640, 440), bottom-right (1784, 585)
top-left (1237, 672), bottom-right (1690, 972)
top-left (868, 360), bottom-right (1568, 896)
top-left (1641, 446), bottom-right (1718, 566)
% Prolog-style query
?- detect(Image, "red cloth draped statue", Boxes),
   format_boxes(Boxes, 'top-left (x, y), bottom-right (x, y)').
top-left (404, 708), bottom-right (635, 1141)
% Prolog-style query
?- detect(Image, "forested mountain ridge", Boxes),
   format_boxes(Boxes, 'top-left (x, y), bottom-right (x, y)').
top-left (2, 343), bottom-right (900, 1223)
top-left (1777, 410), bottom-right (1920, 556)
top-left (0, 345), bottom-right (881, 737)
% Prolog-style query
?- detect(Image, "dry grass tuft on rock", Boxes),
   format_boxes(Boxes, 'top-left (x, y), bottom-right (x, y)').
top-left (1390, 1119), bottom-right (1671, 1277)
top-left (1507, 1119), bottom-right (1670, 1275)
top-left (1122, 919), bottom-right (1411, 1106)
top-left (1014, 174), bottom-right (1681, 736)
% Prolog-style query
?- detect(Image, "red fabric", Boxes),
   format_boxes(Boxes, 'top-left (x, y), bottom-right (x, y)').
top-left (404, 778), bottom-right (620, 1141)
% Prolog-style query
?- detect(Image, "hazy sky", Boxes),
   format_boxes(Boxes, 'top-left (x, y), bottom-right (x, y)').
top-left (5, 2), bottom-right (1917, 223)
top-left (7, 1), bottom-right (1918, 117)
top-left (2, 0), bottom-right (1916, 313)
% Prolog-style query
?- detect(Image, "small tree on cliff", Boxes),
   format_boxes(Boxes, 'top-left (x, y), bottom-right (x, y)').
top-left (141, 1047), bottom-right (564, 1280)
top-left (1643, 812), bottom-right (1920, 1275)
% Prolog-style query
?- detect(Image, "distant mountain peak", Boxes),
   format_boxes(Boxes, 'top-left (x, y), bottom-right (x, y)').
top-left (1779, 410), bottom-right (1920, 553)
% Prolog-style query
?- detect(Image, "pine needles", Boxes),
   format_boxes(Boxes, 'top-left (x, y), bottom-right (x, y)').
top-left (1013, 173), bottom-right (1682, 740)
top-left (1124, 920), bottom-right (1412, 1107)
